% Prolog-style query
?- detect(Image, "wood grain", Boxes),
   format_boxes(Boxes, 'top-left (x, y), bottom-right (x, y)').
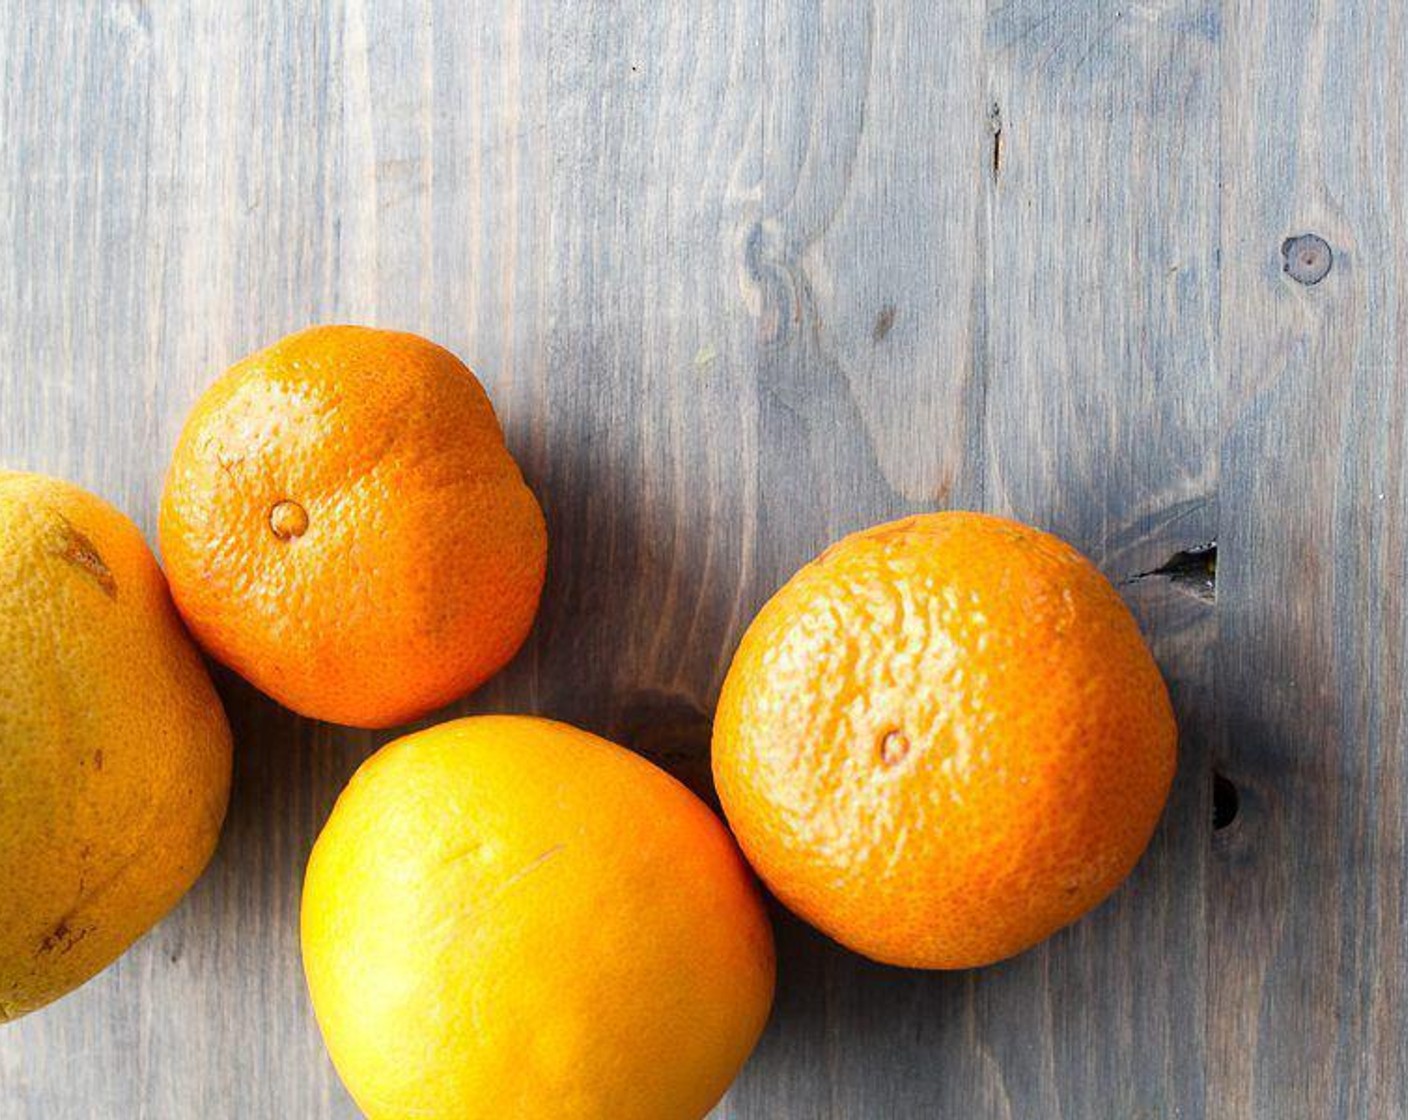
top-left (1212, 1), bottom-right (1408, 1116)
top-left (969, 3), bottom-right (1220, 1118)
top-left (1, 1), bottom-right (1406, 1117)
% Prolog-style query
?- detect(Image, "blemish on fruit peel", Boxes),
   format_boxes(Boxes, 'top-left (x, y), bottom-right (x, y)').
top-left (879, 730), bottom-right (913, 767)
top-left (880, 730), bottom-right (911, 767)
top-left (53, 517), bottom-right (117, 598)
top-left (268, 500), bottom-right (309, 540)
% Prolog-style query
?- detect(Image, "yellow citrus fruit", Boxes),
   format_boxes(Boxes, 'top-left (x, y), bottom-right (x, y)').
top-left (713, 511), bottom-right (1176, 969)
top-left (159, 325), bottom-right (547, 728)
top-left (302, 716), bottom-right (775, 1120)
top-left (0, 472), bottom-right (232, 1021)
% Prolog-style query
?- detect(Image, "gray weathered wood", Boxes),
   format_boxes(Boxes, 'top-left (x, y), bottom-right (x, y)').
top-left (1212, 2), bottom-right (1408, 1116)
top-left (2, 1), bottom-right (1407, 1117)
top-left (965, 3), bottom-right (1220, 1117)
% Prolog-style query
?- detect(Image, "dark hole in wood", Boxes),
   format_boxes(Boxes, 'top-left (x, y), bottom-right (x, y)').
top-left (1123, 542), bottom-right (1216, 601)
top-left (1281, 233), bottom-right (1332, 285)
top-left (873, 304), bottom-right (896, 342)
top-left (988, 100), bottom-right (1003, 179)
top-left (1213, 771), bottom-right (1239, 831)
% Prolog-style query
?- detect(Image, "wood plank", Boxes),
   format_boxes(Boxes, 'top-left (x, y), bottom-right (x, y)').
top-left (728, 3), bottom-right (988, 1116)
top-left (1211, 1), bottom-right (1408, 1115)
top-left (972, 2), bottom-right (1220, 1117)
top-left (0, 2), bottom-right (774, 1116)
top-left (1, 4), bottom-right (365, 1116)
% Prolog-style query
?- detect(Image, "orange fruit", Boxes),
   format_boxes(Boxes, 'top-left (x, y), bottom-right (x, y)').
top-left (0, 472), bottom-right (231, 1020)
top-left (712, 511), bottom-right (1176, 969)
top-left (301, 716), bottom-right (774, 1120)
top-left (159, 326), bottom-right (546, 728)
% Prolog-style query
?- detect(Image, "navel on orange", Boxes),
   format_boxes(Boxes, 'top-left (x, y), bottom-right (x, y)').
top-left (712, 511), bottom-right (1177, 969)
top-left (159, 326), bottom-right (546, 728)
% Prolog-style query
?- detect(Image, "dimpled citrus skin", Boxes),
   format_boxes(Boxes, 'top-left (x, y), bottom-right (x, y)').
top-left (712, 511), bottom-right (1176, 970)
top-left (159, 325), bottom-right (546, 729)
top-left (0, 472), bottom-right (232, 1021)
top-left (301, 716), bottom-right (775, 1120)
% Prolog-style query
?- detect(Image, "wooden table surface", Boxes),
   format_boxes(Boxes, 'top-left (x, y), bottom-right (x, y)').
top-left (2, 3), bottom-right (1405, 1117)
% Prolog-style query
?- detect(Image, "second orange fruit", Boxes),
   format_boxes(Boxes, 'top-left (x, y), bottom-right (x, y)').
top-left (713, 511), bottom-right (1177, 969)
top-left (160, 326), bottom-right (546, 728)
